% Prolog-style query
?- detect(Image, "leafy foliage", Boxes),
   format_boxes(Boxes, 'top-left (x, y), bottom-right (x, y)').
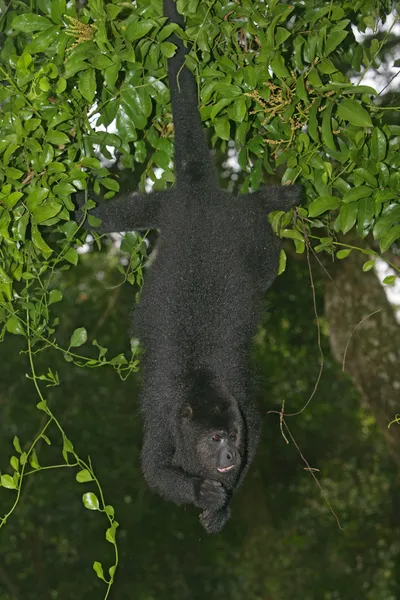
top-left (0, 0), bottom-right (399, 344)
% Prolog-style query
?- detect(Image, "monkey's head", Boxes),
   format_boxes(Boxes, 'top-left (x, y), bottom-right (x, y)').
top-left (175, 370), bottom-right (245, 484)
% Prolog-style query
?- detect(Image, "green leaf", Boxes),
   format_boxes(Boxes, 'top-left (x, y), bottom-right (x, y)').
top-left (270, 53), bottom-right (290, 78)
top-left (76, 469), bottom-right (94, 483)
top-left (12, 14), bottom-right (52, 32)
top-left (26, 26), bottom-right (58, 54)
top-left (232, 96), bottom-right (247, 123)
top-left (353, 168), bottom-right (377, 188)
top-left (308, 98), bottom-right (321, 143)
top-left (106, 4), bottom-right (122, 19)
top-left (370, 127), bottom-right (387, 161)
top-left (6, 316), bottom-right (25, 336)
top-left (36, 400), bottom-right (48, 411)
top-left (49, 289), bottom-right (63, 304)
top-left (278, 249), bottom-right (287, 275)
top-left (90, 54), bottom-right (115, 69)
top-left (63, 437), bottom-right (74, 453)
top-left (269, 210), bottom-right (285, 233)
top-left (26, 188), bottom-right (49, 211)
top-left (93, 561), bottom-right (106, 581)
top-left (342, 186), bottom-right (373, 203)
top-left (80, 157), bottom-right (101, 169)
top-left (0, 265), bottom-right (12, 284)
top-left (325, 30), bottom-right (348, 55)
top-left (104, 505), bottom-right (115, 518)
top-left (383, 275), bottom-right (396, 285)
top-left (53, 182), bottom-right (76, 196)
top-left (46, 130), bottom-right (70, 146)
top-left (110, 353), bottom-right (128, 366)
top-left (106, 522), bottom-right (118, 543)
top-left (79, 68), bottom-right (96, 103)
top-left (356, 197), bottom-right (374, 237)
top-left (307, 69), bottom-right (322, 88)
top-left (64, 248), bottom-right (78, 266)
top-left (308, 196), bottom-right (340, 217)
top-left (374, 190), bottom-right (398, 204)
top-left (214, 116), bottom-right (230, 140)
top-left (379, 225), bottom-right (400, 253)
top-left (1, 474), bottom-right (17, 489)
top-left (210, 98), bottom-right (232, 120)
top-left (10, 456), bottom-right (19, 472)
top-left (294, 239), bottom-right (305, 254)
top-left (134, 140), bottom-right (147, 163)
top-left (51, 0), bottom-right (66, 24)
top-left (39, 77), bottom-right (50, 92)
top-left (336, 248), bottom-right (352, 259)
top-left (337, 99), bottom-right (372, 128)
top-left (295, 76), bottom-right (308, 103)
top-left (280, 229), bottom-right (304, 242)
top-left (120, 86), bottom-right (152, 130)
top-left (362, 260), bottom-right (375, 272)
top-left (275, 27), bottom-right (290, 46)
top-left (101, 178), bottom-right (120, 192)
top-left (125, 19), bottom-right (154, 42)
top-left (69, 327), bottom-right (87, 348)
top-left (83, 492), bottom-right (100, 510)
top-left (4, 192), bottom-right (23, 210)
top-left (55, 78), bottom-right (67, 93)
top-left (13, 436), bottom-right (22, 454)
top-left (64, 59), bottom-right (89, 79)
top-left (377, 162), bottom-right (389, 186)
top-left (32, 202), bottom-right (62, 224)
top-left (339, 202), bottom-right (358, 234)
top-left (5, 167), bottom-right (23, 179)
top-left (317, 59), bottom-right (338, 74)
top-left (235, 121), bottom-right (250, 145)
top-left (30, 450), bottom-right (40, 469)
top-left (24, 118), bottom-right (41, 134)
top-left (160, 42), bottom-right (176, 58)
top-left (321, 100), bottom-right (335, 150)
top-left (152, 150), bottom-right (170, 169)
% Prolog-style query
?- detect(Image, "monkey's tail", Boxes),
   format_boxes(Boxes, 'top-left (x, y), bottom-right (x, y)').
top-left (163, 0), bottom-right (215, 182)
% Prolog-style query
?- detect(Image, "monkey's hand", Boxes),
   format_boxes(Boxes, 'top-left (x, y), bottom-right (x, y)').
top-left (200, 506), bottom-right (231, 534)
top-left (195, 479), bottom-right (227, 511)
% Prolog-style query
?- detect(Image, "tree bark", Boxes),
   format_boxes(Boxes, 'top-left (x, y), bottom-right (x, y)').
top-left (324, 242), bottom-right (400, 464)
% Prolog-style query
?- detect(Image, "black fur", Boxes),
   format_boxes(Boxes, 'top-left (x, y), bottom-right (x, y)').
top-left (84, 0), bottom-right (300, 533)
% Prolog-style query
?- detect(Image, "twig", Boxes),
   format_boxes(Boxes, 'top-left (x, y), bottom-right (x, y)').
top-left (342, 309), bottom-right (381, 371)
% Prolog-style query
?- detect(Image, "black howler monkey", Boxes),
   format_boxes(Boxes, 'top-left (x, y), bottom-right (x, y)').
top-left (85, 0), bottom-right (301, 533)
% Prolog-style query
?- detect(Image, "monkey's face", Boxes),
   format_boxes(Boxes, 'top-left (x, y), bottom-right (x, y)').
top-left (177, 400), bottom-right (244, 483)
top-left (196, 427), bottom-right (242, 478)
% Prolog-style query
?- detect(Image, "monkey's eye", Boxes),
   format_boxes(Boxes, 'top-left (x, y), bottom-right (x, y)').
top-left (230, 431), bottom-right (237, 439)
top-left (212, 434), bottom-right (221, 442)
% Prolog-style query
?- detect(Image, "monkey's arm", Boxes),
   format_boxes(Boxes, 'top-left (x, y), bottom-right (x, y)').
top-left (141, 423), bottom-right (227, 511)
top-left (141, 431), bottom-right (200, 506)
top-left (248, 184), bottom-right (302, 214)
top-left (77, 191), bottom-right (171, 233)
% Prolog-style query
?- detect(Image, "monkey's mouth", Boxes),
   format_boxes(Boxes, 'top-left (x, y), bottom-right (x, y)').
top-left (217, 465), bottom-right (235, 473)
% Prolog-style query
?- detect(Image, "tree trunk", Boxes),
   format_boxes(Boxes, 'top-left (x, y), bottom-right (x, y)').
top-left (324, 242), bottom-right (400, 464)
